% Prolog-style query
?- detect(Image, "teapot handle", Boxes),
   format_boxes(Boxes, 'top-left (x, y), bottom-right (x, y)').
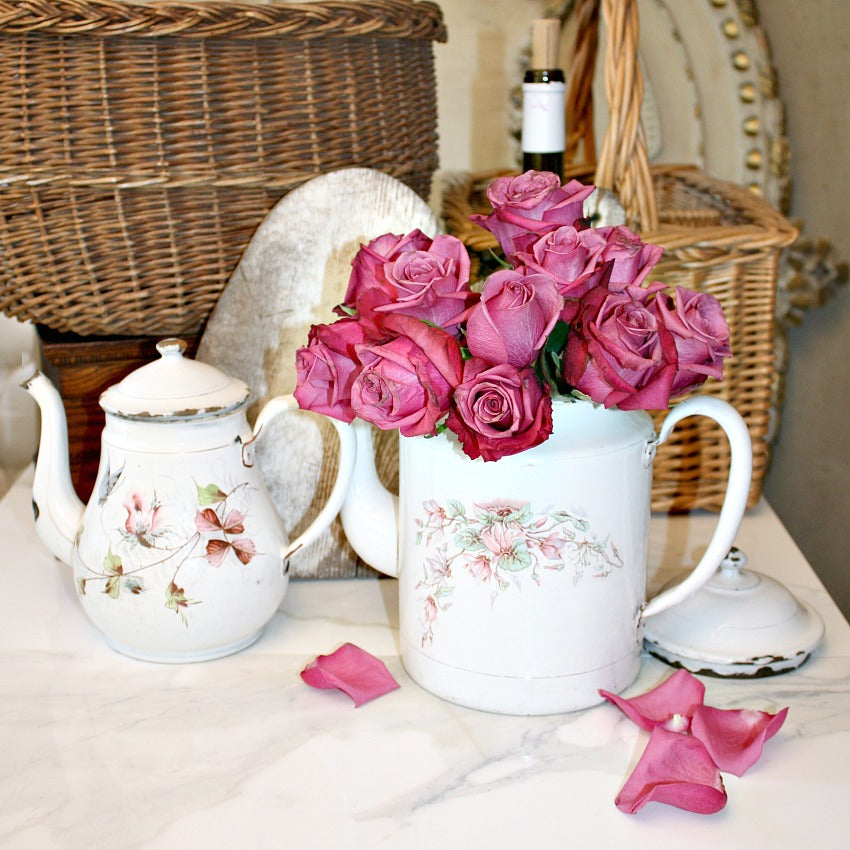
top-left (642, 396), bottom-right (752, 620)
top-left (250, 395), bottom-right (356, 561)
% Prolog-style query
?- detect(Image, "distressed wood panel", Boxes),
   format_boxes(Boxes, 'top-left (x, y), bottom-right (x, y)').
top-left (198, 168), bottom-right (437, 579)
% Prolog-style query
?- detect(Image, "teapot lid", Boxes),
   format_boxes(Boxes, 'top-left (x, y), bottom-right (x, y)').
top-left (100, 338), bottom-right (249, 420)
top-left (643, 548), bottom-right (825, 677)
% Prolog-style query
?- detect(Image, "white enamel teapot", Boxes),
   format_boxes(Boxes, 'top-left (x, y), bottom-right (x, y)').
top-left (23, 338), bottom-right (355, 662)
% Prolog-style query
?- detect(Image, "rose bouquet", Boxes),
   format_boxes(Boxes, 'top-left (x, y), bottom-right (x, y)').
top-left (294, 171), bottom-right (731, 462)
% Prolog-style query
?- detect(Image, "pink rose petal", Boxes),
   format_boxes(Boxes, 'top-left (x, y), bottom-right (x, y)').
top-left (599, 668), bottom-right (706, 731)
top-left (615, 727), bottom-right (727, 815)
top-left (691, 704), bottom-right (789, 777)
top-left (300, 643), bottom-right (400, 707)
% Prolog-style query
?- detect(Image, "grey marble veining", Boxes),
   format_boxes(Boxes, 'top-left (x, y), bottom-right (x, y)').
top-left (2, 470), bottom-right (848, 849)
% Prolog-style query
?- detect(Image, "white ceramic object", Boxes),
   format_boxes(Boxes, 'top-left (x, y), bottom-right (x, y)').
top-left (22, 339), bottom-right (355, 662)
top-left (0, 318), bottom-right (40, 485)
top-left (341, 395), bottom-right (752, 715)
top-left (644, 547), bottom-right (825, 676)
top-left (198, 167), bottom-right (438, 578)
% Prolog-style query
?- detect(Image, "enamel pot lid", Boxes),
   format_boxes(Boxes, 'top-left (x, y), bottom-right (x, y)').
top-left (644, 547), bottom-right (825, 678)
top-left (100, 338), bottom-right (249, 420)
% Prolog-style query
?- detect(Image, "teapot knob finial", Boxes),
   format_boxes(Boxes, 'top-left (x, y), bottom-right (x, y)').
top-left (156, 338), bottom-right (187, 358)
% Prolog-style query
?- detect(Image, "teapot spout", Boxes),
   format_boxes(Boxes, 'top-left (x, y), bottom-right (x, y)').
top-left (21, 371), bottom-right (84, 566)
top-left (340, 421), bottom-right (398, 578)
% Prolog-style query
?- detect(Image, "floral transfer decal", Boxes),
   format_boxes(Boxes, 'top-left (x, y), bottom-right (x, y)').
top-left (194, 483), bottom-right (257, 567)
top-left (122, 491), bottom-right (167, 548)
top-left (414, 499), bottom-right (622, 646)
top-left (77, 476), bottom-right (256, 625)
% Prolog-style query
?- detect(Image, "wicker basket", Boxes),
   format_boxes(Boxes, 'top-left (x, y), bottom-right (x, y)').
top-left (442, 0), bottom-right (797, 512)
top-left (0, 0), bottom-right (446, 337)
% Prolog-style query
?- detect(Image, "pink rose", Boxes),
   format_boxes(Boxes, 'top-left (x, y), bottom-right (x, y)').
top-left (517, 225), bottom-right (611, 325)
top-left (465, 269), bottom-right (563, 368)
top-left (654, 287), bottom-right (732, 396)
top-left (563, 284), bottom-right (678, 410)
top-left (558, 263), bottom-right (613, 325)
top-left (447, 358), bottom-right (553, 461)
top-left (350, 314), bottom-right (463, 437)
top-left (342, 230), bottom-right (431, 311)
top-left (518, 225), bottom-right (607, 294)
top-left (486, 170), bottom-right (562, 209)
top-left (373, 234), bottom-right (476, 331)
top-left (595, 226), bottom-right (664, 290)
top-left (294, 318), bottom-right (370, 422)
top-left (470, 171), bottom-right (595, 262)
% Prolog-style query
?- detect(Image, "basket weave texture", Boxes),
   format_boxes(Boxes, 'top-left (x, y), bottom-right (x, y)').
top-left (0, 0), bottom-right (446, 336)
top-left (442, 0), bottom-right (797, 512)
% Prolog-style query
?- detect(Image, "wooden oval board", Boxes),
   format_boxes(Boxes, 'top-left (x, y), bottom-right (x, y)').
top-left (197, 168), bottom-right (437, 578)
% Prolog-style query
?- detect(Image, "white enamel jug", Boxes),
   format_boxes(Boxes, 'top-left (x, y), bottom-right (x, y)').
top-left (340, 395), bottom-right (751, 714)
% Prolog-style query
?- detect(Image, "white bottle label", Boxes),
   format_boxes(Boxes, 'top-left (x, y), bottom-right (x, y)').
top-left (522, 81), bottom-right (566, 153)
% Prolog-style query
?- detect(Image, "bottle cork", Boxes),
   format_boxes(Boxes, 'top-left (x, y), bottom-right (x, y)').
top-left (531, 18), bottom-right (560, 70)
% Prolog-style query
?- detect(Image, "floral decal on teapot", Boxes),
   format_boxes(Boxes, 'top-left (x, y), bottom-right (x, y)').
top-left (122, 491), bottom-right (167, 548)
top-left (77, 473), bottom-right (256, 625)
top-left (414, 498), bottom-right (622, 647)
top-left (194, 483), bottom-right (257, 567)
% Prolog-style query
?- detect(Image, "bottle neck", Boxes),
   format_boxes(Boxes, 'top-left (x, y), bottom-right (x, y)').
top-left (522, 151), bottom-right (564, 177)
top-left (524, 68), bottom-right (565, 84)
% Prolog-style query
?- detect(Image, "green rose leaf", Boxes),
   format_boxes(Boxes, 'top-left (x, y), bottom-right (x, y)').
top-left (537, 319), bottom-right (573, 395)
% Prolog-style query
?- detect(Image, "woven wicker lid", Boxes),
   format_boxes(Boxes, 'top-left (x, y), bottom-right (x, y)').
top-left (0, 0), bottom-right (448, 40)
top-left (100, 338), bottom-right (249, 420)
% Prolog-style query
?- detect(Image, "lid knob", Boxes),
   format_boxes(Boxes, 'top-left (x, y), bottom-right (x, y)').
top-left (156, 338), bottom-right (188, 358)
top-left (710, 546), bottom-right (760, 591)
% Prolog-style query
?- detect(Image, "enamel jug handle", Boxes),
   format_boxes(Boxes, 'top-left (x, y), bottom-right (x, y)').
top-left (642, 396), bottom-right (752, 620)
top-left (250, 394), bottom-right (356, 561)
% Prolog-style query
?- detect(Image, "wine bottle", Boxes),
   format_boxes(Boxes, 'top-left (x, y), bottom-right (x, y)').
top-left (522, 19), bottom-right (565, 178)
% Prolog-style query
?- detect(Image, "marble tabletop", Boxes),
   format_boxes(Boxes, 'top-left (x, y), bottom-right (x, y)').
top-left (2, 468), bottom-right (849, 850)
